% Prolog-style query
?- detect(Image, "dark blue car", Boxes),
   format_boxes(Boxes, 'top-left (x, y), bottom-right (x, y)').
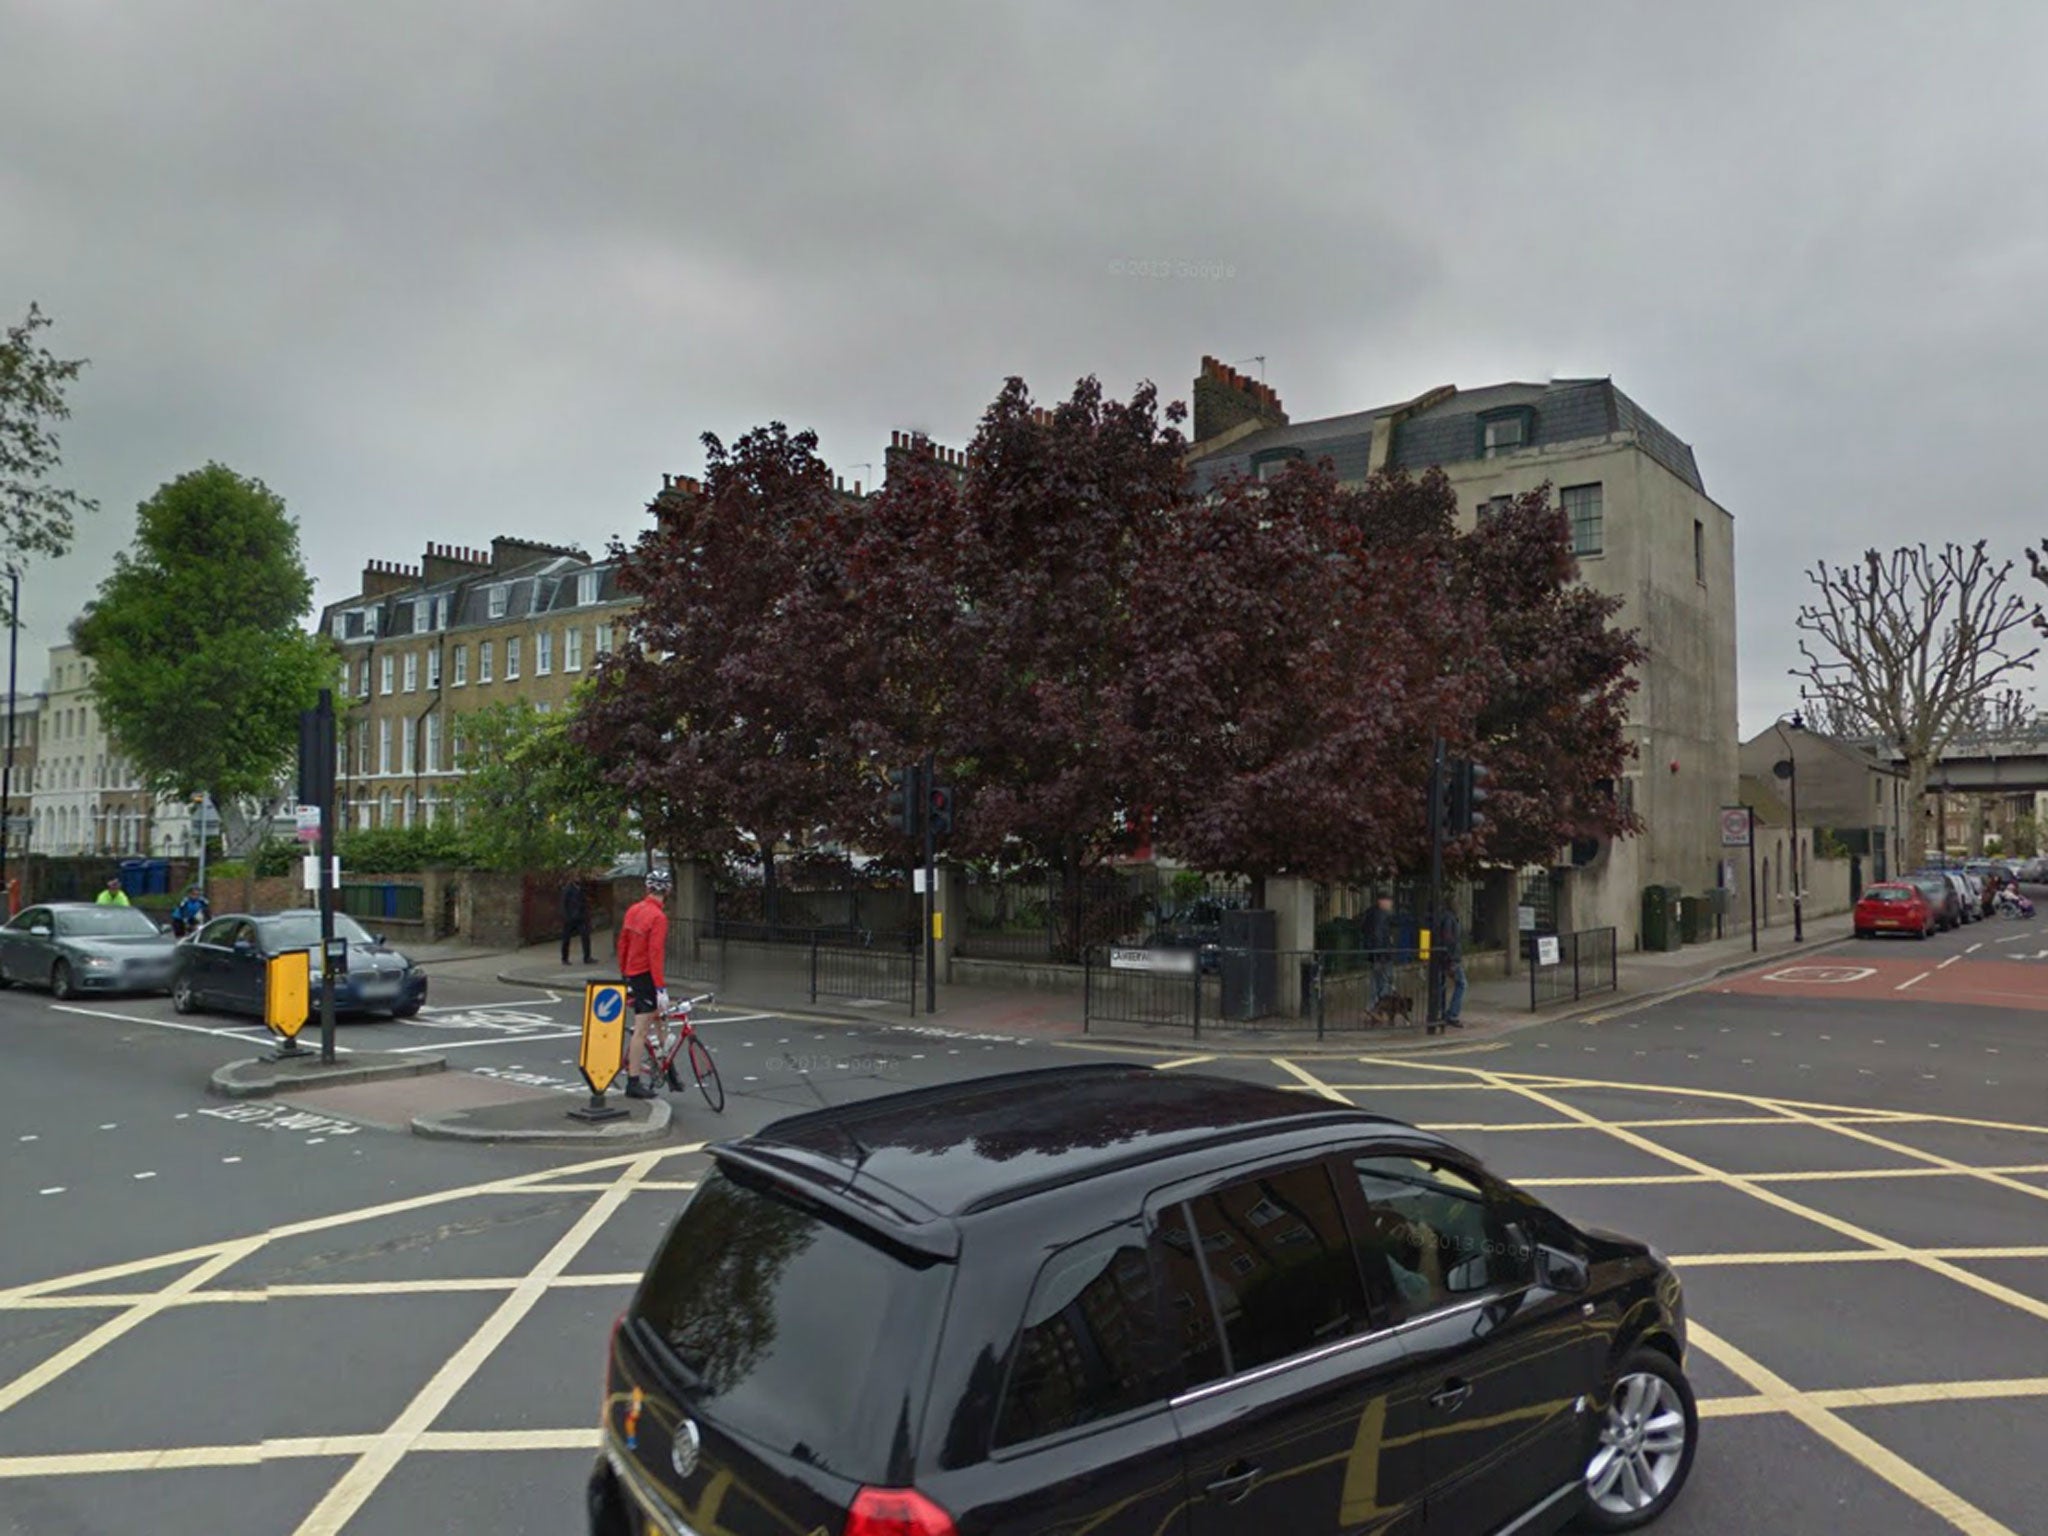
top-left (171, 910), bottom-right (427, 1022)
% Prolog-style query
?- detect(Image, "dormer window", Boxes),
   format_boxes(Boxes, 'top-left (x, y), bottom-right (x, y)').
top-left (577, 571), bottom-right (600, 606)
top-left (1479, 407), bottom-right (1534, 459)
top-left (1249, 446), bottom-right (1305, 483)
top-left (487, 585), bottom-right (509, 620)
top-left (414, 598), bottom-right (431, 633)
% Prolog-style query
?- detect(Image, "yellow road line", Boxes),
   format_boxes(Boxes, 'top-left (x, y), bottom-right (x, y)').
top-left (1471, 1072), bottom-right (2048, 1331)
top-left (0, 1242), bottom-right (261, 1417)
top-left (0, 1143), bottom-right (705, 1305)
top-left (4, 1271), bottom-right (653, 1312)
top-left (1670, 1246), bottom-right (2048, 1267)
top-left (1271, 1057), bottom-right (1351, 1103)
top-left (1756, 1098), bottom-right (2048, 1209)
top-left (1154, 1055), bottom-right (1215, 1070)
top-left (0, 1428), bottom-right (603, 1479)
top-left (1352, 1056), bottom-right (2048, 1139)
top-left (1687, 1325), bottom-right (2020, 1536)
top-left (292, 1153), bottom-right (662, 1536)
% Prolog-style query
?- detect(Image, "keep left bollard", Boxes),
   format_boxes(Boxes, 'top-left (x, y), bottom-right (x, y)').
top-left (568, 980), bottom-right (629, 1123)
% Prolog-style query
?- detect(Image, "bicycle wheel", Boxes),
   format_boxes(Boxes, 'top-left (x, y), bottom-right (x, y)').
top-left (688, 1035), bottom-right (724, 1113)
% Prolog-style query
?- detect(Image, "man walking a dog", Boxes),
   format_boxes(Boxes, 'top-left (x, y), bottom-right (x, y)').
top-left (1434, 901), bottom-right (1467, 1028)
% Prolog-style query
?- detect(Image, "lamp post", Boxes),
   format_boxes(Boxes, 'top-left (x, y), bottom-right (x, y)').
top-left (1, 564), bottom-right (17, 917)
top-left (1772, 712), bottom-right (1805, 942)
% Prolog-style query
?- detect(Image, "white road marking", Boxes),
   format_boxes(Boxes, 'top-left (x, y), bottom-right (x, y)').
top-left (1896, 974), bottom-right (1932, 993)
top-left (221, 1157), bottom-right (241, 1164)
top-left (1968, 942), bottom-right (1984, 953)
top-left (390, 1030), bottom-right (580, 1054)
top-left (18, 1135), bottom-right (35, 1143)
top-left (38, 1188), bottom-right (63, 1196)
top-left (1937, 956), bottom-right (1962, 969)
top-left (97, 1124), bottom-right (116, 1131)
top-left (132, 1172), bottom-right (155, 1181)
top-left (52, 1004), bottom-right (347, 1049)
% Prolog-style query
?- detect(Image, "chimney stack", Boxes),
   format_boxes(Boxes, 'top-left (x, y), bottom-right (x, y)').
top-left (1192, 354), bottom-right (1288, 445)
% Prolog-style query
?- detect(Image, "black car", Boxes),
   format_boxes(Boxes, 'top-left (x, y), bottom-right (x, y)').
top-left (590, 1065), bottom-right (1695, 1536)
top-left (172, 910), bottom-right (427, 1021)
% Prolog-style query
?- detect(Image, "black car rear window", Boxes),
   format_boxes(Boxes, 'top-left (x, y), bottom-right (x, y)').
top-left (631, 1166), bottom-right (951, 1483)
top-left (1865, 888), bottom-right (1911, 903)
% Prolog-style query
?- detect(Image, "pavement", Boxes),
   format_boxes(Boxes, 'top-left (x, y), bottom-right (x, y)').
top-left (460, 917), bottom-right (1860, 1055)
top-left (6, 899), bottom-right (2048, 1534)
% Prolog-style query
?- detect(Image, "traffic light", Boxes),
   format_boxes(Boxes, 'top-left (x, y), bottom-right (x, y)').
top-left (1429, 759), bottom-right (1454, 844)
top-left (928, 784), bottom-right (955, 838)
top-left (1448, 760), bottom-right (1493, 835)
top-left (886, 763), bottom-right (922, 836)
top-left (1463, 761), bottom-right (1492, 835)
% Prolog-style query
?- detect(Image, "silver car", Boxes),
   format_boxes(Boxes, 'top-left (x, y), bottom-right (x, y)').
top-left (0, 902), bottom-right (182, 999)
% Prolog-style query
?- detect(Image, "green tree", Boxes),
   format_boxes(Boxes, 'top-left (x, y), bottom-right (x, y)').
top-left (72, 463), bottom-right (333, 853)
top-left (453, 698), bottom-right (631, 874)
top-left (2, 303), bottom-right (98, 612)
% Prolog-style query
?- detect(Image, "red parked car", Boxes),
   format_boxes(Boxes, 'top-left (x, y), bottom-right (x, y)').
top-left (1854, 882), bottom-right (1937, 940)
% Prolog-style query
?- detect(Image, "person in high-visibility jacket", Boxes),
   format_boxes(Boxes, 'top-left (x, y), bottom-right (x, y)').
top-left (616, 868), bottom-right (673, 1099)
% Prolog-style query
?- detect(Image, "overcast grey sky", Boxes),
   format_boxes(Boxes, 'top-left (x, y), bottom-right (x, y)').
top-left (5, 1), bottom-right (2046, 734)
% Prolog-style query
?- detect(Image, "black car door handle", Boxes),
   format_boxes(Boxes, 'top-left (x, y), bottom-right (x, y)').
top-left (1429, 1379), bottom-right (1473, 1412)
top-left (1204, 1462), bottom-right (1261, 1503)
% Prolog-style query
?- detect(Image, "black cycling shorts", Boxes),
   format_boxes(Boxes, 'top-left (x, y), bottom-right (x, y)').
top-left (624, 972), bottom-right (659, 1014)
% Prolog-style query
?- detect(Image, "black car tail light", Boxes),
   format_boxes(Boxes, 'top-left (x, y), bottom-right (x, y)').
top-left (844, 1487), bottom-right (958, 1536)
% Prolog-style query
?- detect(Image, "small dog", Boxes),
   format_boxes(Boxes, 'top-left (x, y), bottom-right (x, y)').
top-left (1367, 993), bottom-right (1414, 1024)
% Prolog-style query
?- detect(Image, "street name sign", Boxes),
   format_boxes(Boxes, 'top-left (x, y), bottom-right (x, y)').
top-left (1109, 947), bottom-right (1195, 974)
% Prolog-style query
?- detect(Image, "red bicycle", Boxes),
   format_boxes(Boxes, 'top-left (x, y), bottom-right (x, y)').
top-left (629, 992), bottom-right (724, 1112)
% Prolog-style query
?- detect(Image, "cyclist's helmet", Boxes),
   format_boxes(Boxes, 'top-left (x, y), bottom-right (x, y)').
top-left (644, 867), bottom-right (674, 894)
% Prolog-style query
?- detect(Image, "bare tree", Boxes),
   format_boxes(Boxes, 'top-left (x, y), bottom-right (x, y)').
top-left (1793, 541), bottom-right (2040, 869)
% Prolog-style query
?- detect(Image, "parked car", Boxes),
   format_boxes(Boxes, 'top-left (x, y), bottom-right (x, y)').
top-left (171, 910), bottom-right (426, 1021)
top-left (1854, 882), bottom-right (1938, 940)
top-left (589, 1065), bottom-right (1698, 1536)
top-left (1916, 869), bottom-right (1978, 922)
top-left (1898, 873), bottom-right (1963, 930)
top-left (0, 902), bottom-right (182, 998)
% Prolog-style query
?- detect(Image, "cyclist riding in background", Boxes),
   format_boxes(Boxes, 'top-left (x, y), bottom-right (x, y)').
top-left (616, 868), bottom-right (673, 1101)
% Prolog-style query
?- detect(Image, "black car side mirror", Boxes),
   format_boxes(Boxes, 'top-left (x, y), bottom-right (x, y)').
top-left (1536, 1244), bottom-right (1590, 1294)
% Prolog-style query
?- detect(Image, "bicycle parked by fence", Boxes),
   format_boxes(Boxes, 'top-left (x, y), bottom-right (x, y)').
top-left (627, 991), bottom-right (725, 1112)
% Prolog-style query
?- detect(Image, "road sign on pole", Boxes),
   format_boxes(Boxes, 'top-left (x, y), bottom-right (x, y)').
top-left (1720, 806), bottom-right (1753, 847)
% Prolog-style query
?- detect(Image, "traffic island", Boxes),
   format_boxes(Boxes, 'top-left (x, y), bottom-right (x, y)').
top-left (210, 1050), bottom-right (447, 1100)
top-left (411, 1092), bottom-right (671, 1144)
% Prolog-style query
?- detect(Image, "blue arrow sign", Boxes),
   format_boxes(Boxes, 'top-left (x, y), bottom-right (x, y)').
top-left (593, 987), bottom-right (624, 1024)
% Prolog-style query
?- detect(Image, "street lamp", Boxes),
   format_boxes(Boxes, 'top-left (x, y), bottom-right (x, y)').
top-left (0, 563), bottom-right (18, 917)
top-left (1772, 711), bottom-right (1806, 942)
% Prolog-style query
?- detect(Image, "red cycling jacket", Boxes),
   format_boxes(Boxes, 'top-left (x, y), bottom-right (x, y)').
top-left (617, 896), bottom-right (668, 989)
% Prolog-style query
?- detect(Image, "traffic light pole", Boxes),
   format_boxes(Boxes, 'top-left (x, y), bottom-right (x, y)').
top-left (922, 750), bottom-right (937, 1015)
top-left (1427, 736), bottom-right (1445, 1028)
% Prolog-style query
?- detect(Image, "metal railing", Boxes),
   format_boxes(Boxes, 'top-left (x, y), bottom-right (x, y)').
top-left (1083, 946), bottom-right (1439, 1038)
top-left (665, 916), bottom-right (916, 1014)
top-left (1527, 927), bottom-right (1618, 1010)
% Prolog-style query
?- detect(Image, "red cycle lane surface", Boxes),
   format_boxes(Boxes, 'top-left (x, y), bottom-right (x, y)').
top-left (1717, 951), bottom-right (2048, 1012)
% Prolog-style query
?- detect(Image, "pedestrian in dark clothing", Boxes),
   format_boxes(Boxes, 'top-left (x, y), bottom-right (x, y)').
top-left (1434, 904), bottom-right (1467, 1028)
top-left (560, 878), bottom-right (594, 965)
top-left (1364, 894), bottom-right (1396, 1003)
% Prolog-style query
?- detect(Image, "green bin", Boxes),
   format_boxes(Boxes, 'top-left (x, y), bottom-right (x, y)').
top-left (1641, 883), bottom-right (1683, 951)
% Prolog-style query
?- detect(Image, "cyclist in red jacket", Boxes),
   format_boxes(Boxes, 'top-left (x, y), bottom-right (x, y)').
top-left (617, 868), bottom-right (673, 1099)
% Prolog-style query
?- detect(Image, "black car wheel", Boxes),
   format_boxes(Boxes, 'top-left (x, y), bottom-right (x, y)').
top-left (390, 999), bottom-right (422, 1019)
top-left (49, 960), bottom-right (75, 1001)
top-left (1576, 1348), bottom-right (1697, 1531)
top-left (172, 976), bottom-right (200, 1015)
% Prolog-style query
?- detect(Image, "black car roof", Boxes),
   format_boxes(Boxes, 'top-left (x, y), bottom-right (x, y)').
top-left (716, 1065), bottom-right (1401, 1242)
